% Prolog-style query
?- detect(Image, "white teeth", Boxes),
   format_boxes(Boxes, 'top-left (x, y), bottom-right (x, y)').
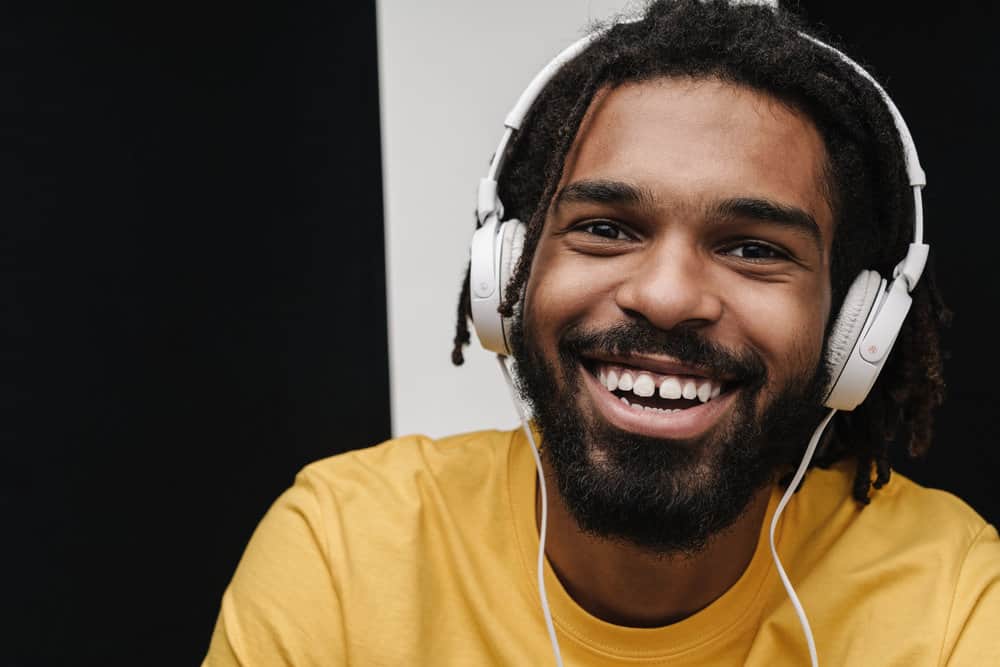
top-left (659, 377), bottom-right (682, 399)
top-left (697, 381), bottom-right (713, 403)
top-left (598, 364), bottom-right (724, 405)
top-left (630, 401), bottom-right (643, 411)
top-left (682, 380), bottom-right (698, 400)
top-left (605, 369), bottom-right (619, 391)
top-left (632, 374), bottom-right (655, 397)
top-left (620, 396), bottom-right (630, 406)
top-left (618, 371), bottom-right (634, 391)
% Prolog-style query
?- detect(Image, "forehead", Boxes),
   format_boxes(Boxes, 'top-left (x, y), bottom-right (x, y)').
top-left (557, 76), bottom-right (833, 236)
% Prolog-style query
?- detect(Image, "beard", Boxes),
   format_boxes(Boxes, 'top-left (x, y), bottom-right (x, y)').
top-left (509, 316), bottom-right (829, 557)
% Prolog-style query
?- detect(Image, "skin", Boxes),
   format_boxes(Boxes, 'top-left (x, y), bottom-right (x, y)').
top-left (522, 76), bottom-right (835, 627)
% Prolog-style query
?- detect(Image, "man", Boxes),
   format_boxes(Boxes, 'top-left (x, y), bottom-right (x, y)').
top-left (205, 1), bottom-right (999, 664)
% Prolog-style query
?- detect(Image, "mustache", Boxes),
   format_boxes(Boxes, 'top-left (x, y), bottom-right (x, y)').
top-left (559, 320), bottom-right (767, 386)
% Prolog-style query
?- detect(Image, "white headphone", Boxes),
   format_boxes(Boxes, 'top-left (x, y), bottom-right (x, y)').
top-left (468, 23), bottom-right (929, 413)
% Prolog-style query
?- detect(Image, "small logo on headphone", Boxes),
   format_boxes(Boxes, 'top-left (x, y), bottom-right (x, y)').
top-left (867, 344), bottom-right (878, 355)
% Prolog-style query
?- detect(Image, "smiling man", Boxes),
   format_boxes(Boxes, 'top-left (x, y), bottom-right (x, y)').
top-left (205, 2), bottom-right (999, 665)
top-left (503, 78), bottom-right (838, 627)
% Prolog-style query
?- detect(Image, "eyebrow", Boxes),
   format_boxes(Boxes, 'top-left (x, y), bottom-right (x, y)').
top-left (713, 197), bottom-right (823, 251)
top-left (554, 179), bottom-right (823, 251)
top-left (553, 179), bottom-right (655, 210)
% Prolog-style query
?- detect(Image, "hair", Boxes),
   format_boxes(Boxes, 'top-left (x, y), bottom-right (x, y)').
top-left (450, 0), bottom-right (949, 505)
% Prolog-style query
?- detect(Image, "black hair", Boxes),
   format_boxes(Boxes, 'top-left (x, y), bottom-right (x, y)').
top-left (450, 0), bottom-right (949, 504)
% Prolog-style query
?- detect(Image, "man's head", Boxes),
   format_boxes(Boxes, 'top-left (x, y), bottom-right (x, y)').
top-left (507, 78), bottom-right (834, 553)
top-left (452, 0), bottom-right (948, 540)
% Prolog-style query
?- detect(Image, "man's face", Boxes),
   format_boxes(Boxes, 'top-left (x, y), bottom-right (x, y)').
top-left (511, 77), bottom-right (834, 554)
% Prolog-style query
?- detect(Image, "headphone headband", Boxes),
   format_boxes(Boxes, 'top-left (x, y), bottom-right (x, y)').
top-left (477, 23), bottom-right (928, 285)
top-left (469, 6), bottom-right (930, 413)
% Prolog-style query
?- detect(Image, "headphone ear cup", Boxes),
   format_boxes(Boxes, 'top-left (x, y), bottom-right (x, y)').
top-left (498, 220), bottom-right (526, 351)
top-left (468, 217), bottom-right (525, 356)
top-left (824, 270), bottom-right (883, 401)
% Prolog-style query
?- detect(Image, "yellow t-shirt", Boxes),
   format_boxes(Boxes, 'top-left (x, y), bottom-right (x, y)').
top-left (204, 429), bottom-right (999, 666)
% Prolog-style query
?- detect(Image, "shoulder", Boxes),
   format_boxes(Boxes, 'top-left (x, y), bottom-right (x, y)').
top-left (283, 428), bottom-right (521, 542)
top-left (787, 460), bottom-right (995, 589)
top-left (785, 462), bottom-right (1000, 661)
top-left (877, 468), bottom-right (988, 540)
top-left (296, 428), bottom-right (518, 503)
top-left (801, 460), bottom-right (999, 605)
top-left (306, 428), bottom-right (516, 475)
top-left (802, 460), bottom-right (989, 547)
top-left (203, 428), bottom-right (522, 665)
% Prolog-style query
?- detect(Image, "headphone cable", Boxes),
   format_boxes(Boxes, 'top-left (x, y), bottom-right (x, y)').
top-left (769, 406), bottom-right (838, 667)
top-left (497, 356), bottom-right (566, 667)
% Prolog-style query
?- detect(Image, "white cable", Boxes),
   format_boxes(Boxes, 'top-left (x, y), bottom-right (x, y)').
top-left (768, 407), bottom-right (838, 667)
top-left (497, 356), bottom-right (565, 667)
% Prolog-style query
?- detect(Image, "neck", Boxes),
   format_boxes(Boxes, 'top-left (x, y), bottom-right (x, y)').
top-left (538, 460), bottom-right (773, 628)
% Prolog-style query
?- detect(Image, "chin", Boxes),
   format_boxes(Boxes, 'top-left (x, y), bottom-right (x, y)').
top-left (510, 320), bottom-right (828, 554)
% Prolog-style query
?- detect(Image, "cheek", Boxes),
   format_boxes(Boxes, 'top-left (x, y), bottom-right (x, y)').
top-left (524, 247), bottom-right (618, 340)
top-left (729, 280), bottom-right (830, 385)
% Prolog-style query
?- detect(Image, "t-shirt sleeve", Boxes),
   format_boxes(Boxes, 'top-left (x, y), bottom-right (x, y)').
top-left (203, 469), bottom-right (346, 666)
top-left (941, 522), bottom-right (1000, 666)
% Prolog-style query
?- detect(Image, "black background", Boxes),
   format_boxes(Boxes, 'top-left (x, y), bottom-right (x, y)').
top-left (2, 1), bottom-right (997, 665)
top-left (3, 2), bottom-right (389, 665)
top-left (797, 0), bottom-right (999, 527)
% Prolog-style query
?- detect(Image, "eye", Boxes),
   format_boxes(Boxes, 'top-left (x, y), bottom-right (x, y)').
top-left (723, 242), bottom-right (789, 261)
top-left (576, 220), bottom-right (632, 241)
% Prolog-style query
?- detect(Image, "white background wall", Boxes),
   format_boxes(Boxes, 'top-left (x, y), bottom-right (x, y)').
top-left (377, 1), bottom-right (639, 437)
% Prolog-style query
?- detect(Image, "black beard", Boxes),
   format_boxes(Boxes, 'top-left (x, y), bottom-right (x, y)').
top-left (509, 317), bottom-right (829, 557)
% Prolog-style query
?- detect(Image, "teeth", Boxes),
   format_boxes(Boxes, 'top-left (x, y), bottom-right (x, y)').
top-left (620, 396), bottom-right (629, 406)
top-left (697, 380), bottom-right (713, 403)
top-left (631, 404), bottom-right (684, 414)
top-left (659, 377), bottom-right (682, 399)
top-left (605, 369), bottom-right (619, 391)
top-left (632, 374), bottom-right (655, 397)
top-left (597, 364), bottom-right (725, 405)
top-left (682, 380), bottom-right (698, 400)
top-left (617, 371), bottom-right (634, 391)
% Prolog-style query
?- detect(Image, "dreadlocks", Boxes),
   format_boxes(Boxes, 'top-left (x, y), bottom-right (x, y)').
top-left (450, 0), bottom-right (949, 505)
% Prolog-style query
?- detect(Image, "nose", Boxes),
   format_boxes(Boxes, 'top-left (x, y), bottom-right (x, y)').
top-left (614, 240), bottom-right (723, 331)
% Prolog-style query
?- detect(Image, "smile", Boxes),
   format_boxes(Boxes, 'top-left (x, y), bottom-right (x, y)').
top-left (597, 364), bottom-right (723, 411)
top-left (580, 358), bottom-right (739, 439)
